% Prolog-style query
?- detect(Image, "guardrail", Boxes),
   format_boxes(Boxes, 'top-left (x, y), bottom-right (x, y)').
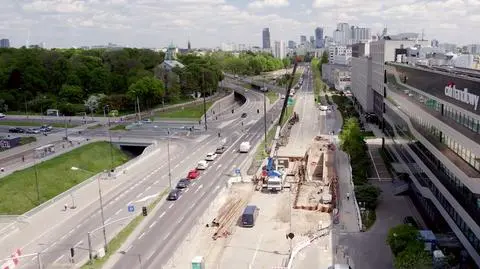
top-left (346, 154), bottom-right (363, 232)
top-left (286, 224), bottom-right (331, 269)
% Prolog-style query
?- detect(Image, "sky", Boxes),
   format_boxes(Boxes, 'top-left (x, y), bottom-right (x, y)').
top-left (0, 0), bottom-right (479, 48)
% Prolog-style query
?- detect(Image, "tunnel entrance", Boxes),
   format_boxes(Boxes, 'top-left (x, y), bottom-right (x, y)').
top-left (119, 145), bottom-right (148, 158)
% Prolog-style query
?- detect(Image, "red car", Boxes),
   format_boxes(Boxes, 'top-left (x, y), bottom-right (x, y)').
top-left (187, 169), bottom-right (200, 180)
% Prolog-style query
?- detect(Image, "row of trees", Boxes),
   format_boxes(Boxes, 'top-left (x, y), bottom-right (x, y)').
top-left (213, 51), bottom-right (291, 76)
top-left (0, 48), bottom-right (225, 115)
top-left (339, 118), bottom-right (381, 212)
top-left (387, 224), bottom-right (433, 269)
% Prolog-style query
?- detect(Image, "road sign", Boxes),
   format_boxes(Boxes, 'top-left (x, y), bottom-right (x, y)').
top-left (235, 168), bottom-right (241, 175)
top-left (127, 205), bottom-right (135, 212)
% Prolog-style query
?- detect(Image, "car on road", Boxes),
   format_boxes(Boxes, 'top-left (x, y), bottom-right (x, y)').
top-left (176, 178), bottom-right (190, 189)
top-left (167, 189), bottom-right (181, 201)
top-left (40, 125), bottom-right (53, 132)
top-left (241, 112), bottom-right (247, 118)
top-left (187, 169), bottom-right (200, 179)
top-left (197, 160), bottom-right (208, 170)
top-left (403, 216), bottom-right (419, 228)
top-left (0, 113), bottom-right (5, 118)
top-left (205, 152), bottom-right (217, 161)
top-left (9, 127), bottom-right (25, 133)
top-left (26, 128), bottom-right (40, 134)
top-left (215, 145), bottom-right (227, 154)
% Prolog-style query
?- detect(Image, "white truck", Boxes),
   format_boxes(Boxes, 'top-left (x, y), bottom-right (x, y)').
top-left (239, 142), bottom-right (251, 153)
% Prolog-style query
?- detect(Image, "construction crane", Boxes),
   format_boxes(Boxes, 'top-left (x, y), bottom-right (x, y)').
top-left (278, 55), bottom-right (300, 126)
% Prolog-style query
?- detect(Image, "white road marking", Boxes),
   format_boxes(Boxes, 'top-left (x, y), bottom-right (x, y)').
top-left (189, 204), bottom-right (195, 210)
top-left (128, 186), bottom-right (134, 191)
top-left (126, 201), bottom-right (132, 206)
top-left (149, 221), bottom-right (157, 229)
top-left (191, 182), bottom-right (197, 186)
top-left (136, 193), bottom-right (143, 198)
top-left (53, 254), bottom-right (65, 264)
top-left (138, 232), bottom-right (146, 240)
top-left (106, 218), bottom-right (112, 224)
top-left (154, 180), bottom-right (159, 184)
top-left (75, 240), bottom-right (83, 247)
top-left (168, 204), bottom-right (174, 209)
top-left (159, 212), bottom-right (166, 218)
top-left (115, 209), bottom-right (122, 215)
top-left (250, 234), bottom-right (264, 268)
top-left (146, 186), bottom-right (152, 191)
top-left (184, 188), bottom-right (189, 193)
top-left (125, 245), bottom-right (133, 252)
top-left (163, 232), bottom-right (171, 241)
top-left (174, 164), bottom-right (179, 169)
top-left (176, 215), bottom-right (184, 224)
top-left (194, 184), bottom-right (204, 194)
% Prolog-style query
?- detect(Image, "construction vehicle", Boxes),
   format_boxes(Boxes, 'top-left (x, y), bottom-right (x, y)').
top-left (261, 157), bottom-right (285, 192)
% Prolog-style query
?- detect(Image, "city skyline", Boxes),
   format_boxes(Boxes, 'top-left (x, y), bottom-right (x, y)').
top-left (0, 0), bottom-right (479, 48)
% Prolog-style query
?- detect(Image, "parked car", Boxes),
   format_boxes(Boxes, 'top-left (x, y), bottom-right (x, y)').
top-left (40, 125), bottom-right (53, 132)
top-left (403, 216), bottom-right (419, 228)
top-left (8, 127), bottom-right (25, 133)
top-left (215, 146), bottom-right (227, 154)
top-left (167, 189), bottom-right (181, 201)
top-left (0, 113), bottom-right (5, 118)
top-left (205, 152), bottom-right (217, 161)
top-left (176, 178), bottom-right (190, 189)
top-left (187, 169), bottom-right (200, 180)
top-left (26, 128), bottom-right (40, 134)
top-left (241, 112), bottom-right (247, 118)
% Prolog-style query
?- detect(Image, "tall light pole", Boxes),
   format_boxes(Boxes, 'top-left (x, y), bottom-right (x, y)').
top-left (263, 77), bottom-right (267, 153)
top-left (167, 128), bottom-right (172, 189)
top-left (202, 71), bottom-right (208, 131)
top-left (33, 154), bottom-right (40, 202)
top-left (71, 167), bottom-right (108, 252)
top-left (104, 105), bottom-right (114, 171)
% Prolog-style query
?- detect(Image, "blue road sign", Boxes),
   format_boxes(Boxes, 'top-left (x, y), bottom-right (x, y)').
top-left (128, 205), bottom-right (135, 212)
top-left (235, 168), bottom-right (241, 175)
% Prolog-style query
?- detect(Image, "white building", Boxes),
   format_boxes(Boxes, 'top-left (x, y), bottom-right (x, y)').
top-left (334, 69), bottom-right (351, 91)
top-left (328, 45), bottom-right (352, 65)
top-left (274, 40), bottom-right (287, 59)
top-left (322, 63), bottom-right (350, 89)
top-left (351, 56), bottom-right (373, 112)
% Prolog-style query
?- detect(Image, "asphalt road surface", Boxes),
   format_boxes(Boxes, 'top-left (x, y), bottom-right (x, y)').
top-left (7, 85), bottom-right (272, 269)
top-left (111, 99), bottom-right (284, 269)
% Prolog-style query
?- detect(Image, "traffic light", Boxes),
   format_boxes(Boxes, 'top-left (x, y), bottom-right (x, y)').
top-left (70, 247), bottom-right (75, 257)
top-left (142, 206), bottom-right (148, 216)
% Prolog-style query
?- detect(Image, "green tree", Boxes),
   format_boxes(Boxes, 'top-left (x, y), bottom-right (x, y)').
top-left (59, 84), bottom-right (84, 103)
top-left (127, 76), bottom-right (165, 109)
top-left (355, 184), bottom-right (381, 209)
top-left (387, 224), bottom-right (420, 256)
top-left (394, 242), bottom-right (432, 269)
top-left (339, 117), bottom-right (364, 156)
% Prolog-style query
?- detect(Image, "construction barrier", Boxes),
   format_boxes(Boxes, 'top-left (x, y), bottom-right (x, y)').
top-left (1, 249), bottom-right (21, 269)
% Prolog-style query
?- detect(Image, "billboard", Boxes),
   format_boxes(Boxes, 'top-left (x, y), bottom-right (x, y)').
top-left (391, 64), bottom-right (480, 115)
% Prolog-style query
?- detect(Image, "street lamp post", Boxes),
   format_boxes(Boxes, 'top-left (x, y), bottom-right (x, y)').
top-left (167, 128), bottom-right (172, 189)
top-left (104, 105), bottom-right (114, 171)
top-left (33, 155), bottom-right (40, 202)
top-left (71, 167), bottom-right (108, 253)
top-left (263, 77), bottom-right (267, 153)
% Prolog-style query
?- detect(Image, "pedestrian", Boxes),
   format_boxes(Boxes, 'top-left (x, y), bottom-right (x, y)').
top-left (346, 192), bottom-right (350, 200)
top-left (21, 156), bottom-right (25, 162)
top-left (64, 204), bottom-right (68, 211)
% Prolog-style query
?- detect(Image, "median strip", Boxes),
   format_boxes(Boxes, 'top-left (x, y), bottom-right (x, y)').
top-left (80, 188), bottom-right (169, 269)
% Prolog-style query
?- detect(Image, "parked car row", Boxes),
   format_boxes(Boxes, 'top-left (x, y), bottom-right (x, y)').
top-left (8, 125), bottom-right (53, 134)
top-left (167, 144), bottom-right (227, 201)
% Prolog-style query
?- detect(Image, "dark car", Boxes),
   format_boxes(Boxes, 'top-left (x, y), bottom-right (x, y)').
top-left (176, 178), bottom-right (190, 189)
top-left (215, 145), bottom-right (226, 154)
top-left (9, 127), bottom-right (25, 133)
top-left (403, 216), bottom-right (419, 228)
top-left (241, 113), bottom-right (247, 118)
top-left (167, 189), bottom-right (181, 201)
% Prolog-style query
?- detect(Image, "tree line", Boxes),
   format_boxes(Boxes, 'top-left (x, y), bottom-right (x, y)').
top-left (0, 48), bottom-right (288, 116)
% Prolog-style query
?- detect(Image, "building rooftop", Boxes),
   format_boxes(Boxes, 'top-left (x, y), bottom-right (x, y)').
top-left (387, 62), bottom-right (480, 82)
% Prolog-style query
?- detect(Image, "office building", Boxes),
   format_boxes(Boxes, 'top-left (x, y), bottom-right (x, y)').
top-left (315, 27), bottom-right (324, 48)
top-left (273, 40), bottom-right (286, 59)
top-left (300, 35), bottom-right (307, 44)
top-left (288, 40), bottom-right (296, 49)
top-left (310, 36), bottom-right (315, 45)
top-left (351, 36), bottom-right (480, 267)
top-left (351, 26), bottom-right (372, 43)
top-left (351, 43), bottom-right (373, 112)
top-left (466, 44), bottom-right (480, 55)
top-left (322, 63), bottom-right (350, 90)
top-left (262, 28), bottom-right (271, 49)
top-left (0, 39), bottom-right (10, 48)
top-left (328, 45), bottom-right (352, 65)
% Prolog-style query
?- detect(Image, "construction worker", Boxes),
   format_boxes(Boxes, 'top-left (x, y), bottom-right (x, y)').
top-left (64, 204), bottom-right (68, 211)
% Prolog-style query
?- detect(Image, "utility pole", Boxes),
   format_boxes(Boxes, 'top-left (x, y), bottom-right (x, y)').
top-left (136, 96), bottom-right (141, 121)
top-left (37, 252), bottom-right (42, 269)
top-left (64, 115), bottom-right (68, 141)
top-left (87, 232), bottom-right (93, 263)
top-left (263, 78), bottom-right (267, 152)
top-left (97, 176), bottom-right (108, 253)
top-left (34, 155), bottom-right (40, 202)
top-left (167, 128), bottom-right (172, 189)
top-left (202, 71), bottom-right (207, 131)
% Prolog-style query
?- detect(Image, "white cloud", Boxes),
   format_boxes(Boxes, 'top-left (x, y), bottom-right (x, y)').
top-left (248, 0), bottom-right (289, 9)
top-left (23, 0), bottom-right (86, 13)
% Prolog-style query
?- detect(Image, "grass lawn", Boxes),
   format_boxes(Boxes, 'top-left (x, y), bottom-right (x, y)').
top-left (255, 126), bottom-right (277, 161)
top-left (81, 188), bottom-right (168, 269)
top-left (154, 101), bottom-right (213, 119)
top-left (266, 91), bottom-right (279, 104)
top-left (19, 136), bottom-right (37, 145)
top-left (109, 124), bottom-right (127, 131)
top-left (280, 106), bottom-right (294, 126)
top-left (0, 141), bottom-right (130, 214)
top-left (0, 120), bottom-right (77, 128)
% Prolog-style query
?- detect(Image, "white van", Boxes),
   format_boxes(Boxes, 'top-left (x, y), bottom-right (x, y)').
top-left (197, 160), bottom-right (208, 170)
top-left (239, 142), bottom-right (251, 153)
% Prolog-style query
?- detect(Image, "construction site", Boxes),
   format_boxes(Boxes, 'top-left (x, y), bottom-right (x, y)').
top-left (162, 132), bottom-right (338, 269)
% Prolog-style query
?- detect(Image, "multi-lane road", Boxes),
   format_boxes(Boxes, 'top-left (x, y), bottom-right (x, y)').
top-left (3, 84), bottom-right (284, 269)
top-left (111, 94), bottom-right (284, 269)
